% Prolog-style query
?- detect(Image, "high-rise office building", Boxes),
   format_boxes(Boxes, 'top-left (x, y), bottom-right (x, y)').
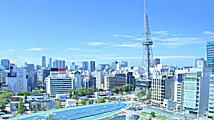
top-left (98, 64), bottom-right (110, 71)
top-left (42, 56), bottom-right (46, 68)
top-left (6, 68), bottom-right (28, 94)
top-left (53, 60), bottom-right (65, 68)
top-left (53, 60), bottom-right (59, 68)
top-left (1, 59), bottom-right (10, 70)
top-left (126, 72), bottom-right (136, 85)
top-left (173, 69), bottom-right (188, 112)
top-left (207, 41), bottom-right (214, 73)
top-left (37, 69), bottom-right (50, 90)
top-left (73, 71), bottom-right (83, 90)
top-left (96, 71), bottom-right (104, 90)
top-left (111, 61), bottom-right (119, 70)
top-left (70, 62), bottom-right (75, 70)
top-left (182, 68), bottom-right (209, 116)
top-left (27, 71), bottom-right (36, 91)
top-left (82, 61), bottom-right (89, 70)
top-left (90, 61), bottom-right (95, 71)
top-left (121, 61), bottom-right (128, 68)
top-left (48, 58), bottom-right (52, 69)
top-left (154, 58), bottom-right (161, 65)
top-left (36, 65), bottom-right (41, 70)
top-left (26, 64), bottom-right (35, 72)
top-left (207, 41), bottom-right (214, 118)
top-left (59, 60), bottom-right (65, 68)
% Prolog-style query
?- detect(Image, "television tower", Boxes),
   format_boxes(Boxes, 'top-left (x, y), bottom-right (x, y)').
top-left (142, 0), bottom-right (153, 80)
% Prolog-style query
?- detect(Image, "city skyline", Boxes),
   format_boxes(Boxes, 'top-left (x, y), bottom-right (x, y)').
top-left (0, 0), bottom-right (213, 66)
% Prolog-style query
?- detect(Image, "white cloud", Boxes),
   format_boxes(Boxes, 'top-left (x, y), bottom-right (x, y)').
top-left (135, 36), bottom-right (202, 46)
top-left (149, 36), bottom-right (203, 47)
top-left (135, 38), bottom-right (144, 41)
top-left (153, 31), bottom-right (169, 36)
top-left (112, 43), bottom-right (141, 48)
top-left (155, 56), bottom-right (197, 59)
top-left (111, 34), bottom-right (134, 39)
top-left (24, 48), bottom-right (44, 52)
top-left (67, 48), bottom-right (101, 52)
top-left (204, 31), bottom-right (214, 36)
top-left (98, 55), bottom-right (197, 60)
top-left (85, 42), bottom-right (108, 46)
top-left (67, 48), bottom-right (83, 51)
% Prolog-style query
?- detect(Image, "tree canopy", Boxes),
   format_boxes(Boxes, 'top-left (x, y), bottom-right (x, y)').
top-left (17, 90), bottom-right (43, 96)
top-left (17, 99), bottom-right (27, 115)
top-left (112, 84), bottom-right (134, 94)
top-left (69, 88), bottom-right (94, 98)
top-left (0, 89), bottom-right (13, 110)
top-left (136, 89), bottom-right (146, 98)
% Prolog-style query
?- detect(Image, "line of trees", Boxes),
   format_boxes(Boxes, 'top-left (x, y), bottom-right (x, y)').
top-left (68, 88), bottom-right (94, 98)
top-left (17, 90), bottom-right (43, 96)
top-left (112, 84), bottom-right (134, 94)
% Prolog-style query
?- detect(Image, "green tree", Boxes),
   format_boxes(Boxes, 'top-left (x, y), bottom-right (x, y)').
top-left (0, 92), bottom-right (12, 99)
top-left (0, 90), bottom-right (13, 111)
top-left (55, 100), bottom-right (63, 109)
top-left (29, 104), bottom-right (34, 111)
top-left (80, 100), bottom-right (87, 105)
top-left (30, 90), bottom-right (42, 95)
top-left (35, 103), bottom-right (41, 111)
top-left (68, 89), bottom-right (74, 97)
top-left (0, 100), bottom-right (7, 110)
top-left (150, 111), bottom-right (155, 117)
top-left (136, 89), bottom-right (146, 98)
top-left (68, 89), bottom-right (78, 99)
top-left (88, 99), bottom-right (94, 104)
top-left (3, 89), bottom-right (13, 93)
top-left (76, 88), bottom-right (86, 96)
top-left (112, 86), bottom-right (119, 94)
top-left (97, 98), bottom-right (105, 103)
top-left (112, 86), bottom-right (123, 94)
top-left (106, 97), bottom-right (112, 102)
top-left (122, 84), bottom-right (134, 93)
top-left (17, 99), bottom-right (27, 115)
top-left (17, 91), bottom-right (30, 96)
top-left (86, 88), bottom-right (93, 95)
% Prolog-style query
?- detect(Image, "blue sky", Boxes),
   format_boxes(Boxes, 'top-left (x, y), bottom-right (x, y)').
top-left (0, 0), bottom-right (213, 67)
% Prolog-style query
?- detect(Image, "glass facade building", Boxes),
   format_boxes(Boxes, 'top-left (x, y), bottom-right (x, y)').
top-left (182, 68), bottom-right (209, 116)
top-left (183, 73), bottom-right (199, 114)
top-left (207, 41), bottom-right (214, 118)
top-left (207, 41), bottom-right (214, 73)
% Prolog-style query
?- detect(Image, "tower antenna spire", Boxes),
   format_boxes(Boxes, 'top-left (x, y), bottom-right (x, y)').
top-left (137, 0), bottom-right (153, 90)
top-left (144, 0), bottom-right (147, 14)
top-left (144, 0), bottom-right (150, 38)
